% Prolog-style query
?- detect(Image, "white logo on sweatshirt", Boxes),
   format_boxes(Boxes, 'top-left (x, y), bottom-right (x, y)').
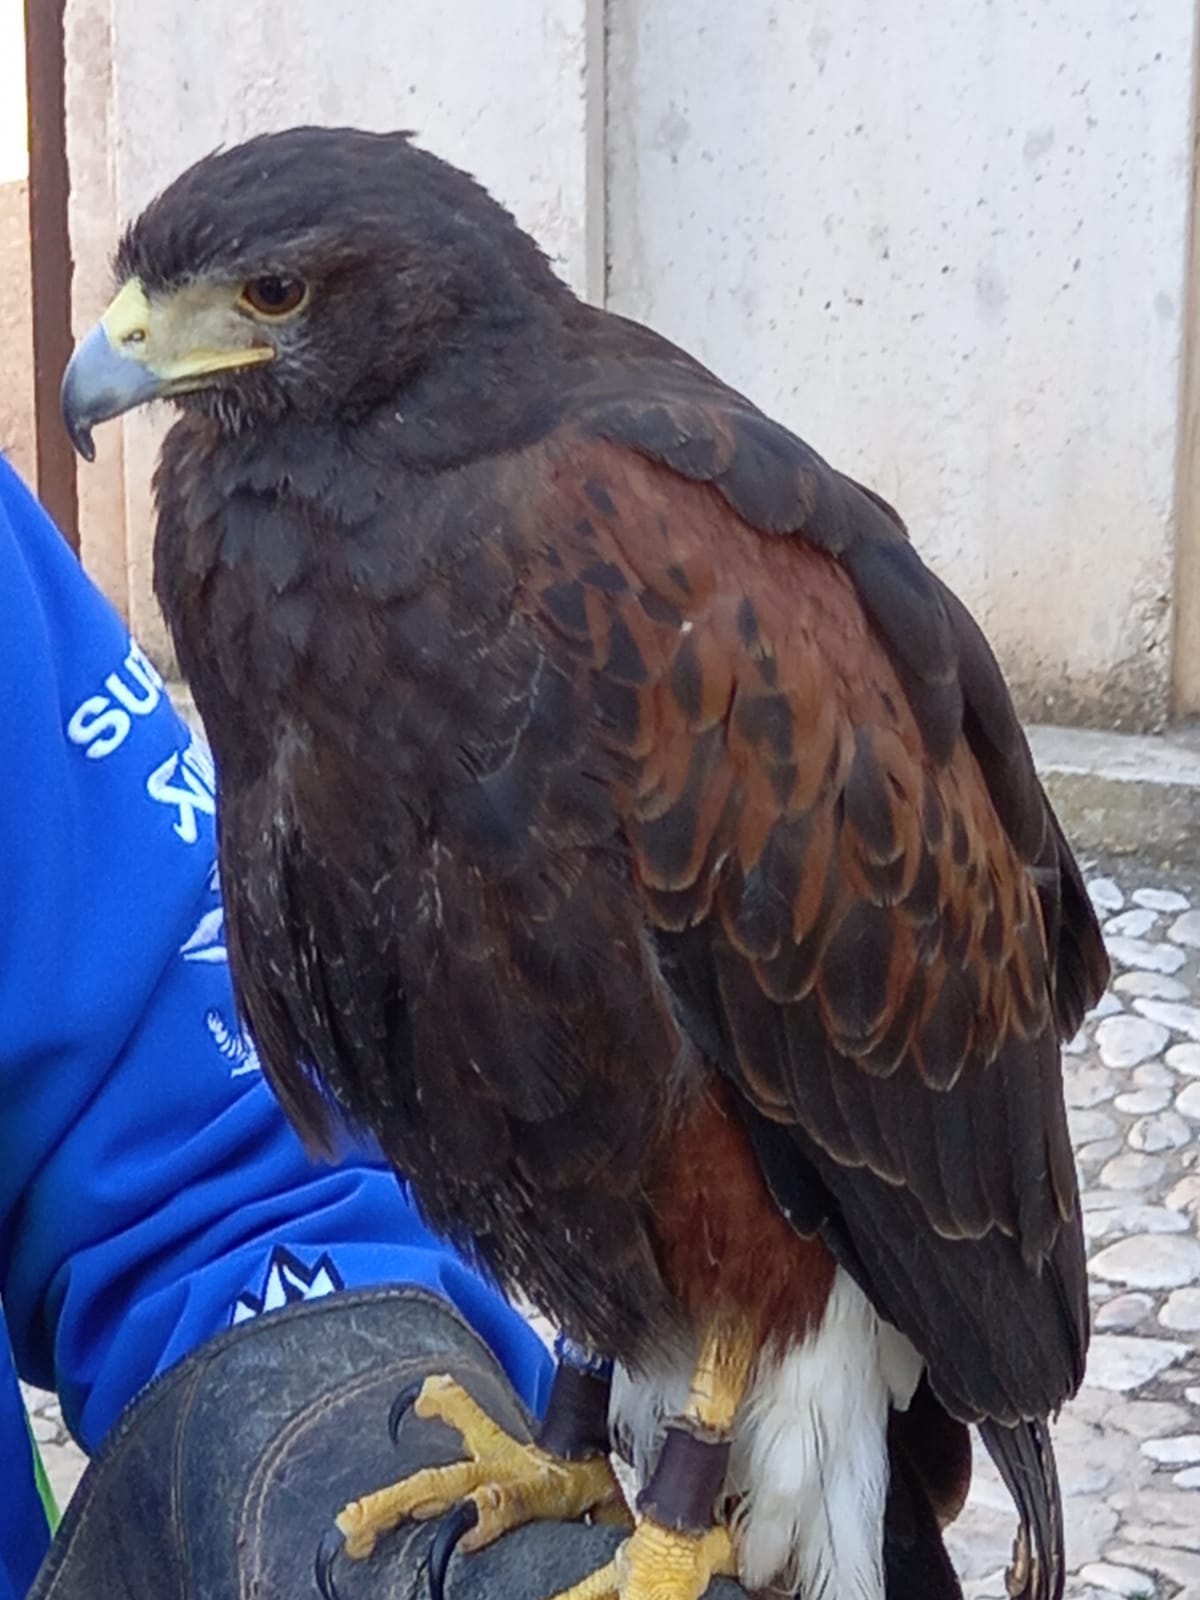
top-left (180, 868), bottom-right (263, 1080)
top-left (181, 907), bottom-right (226, 962)
top-left (147, 734), bottom-right (216, 843)
top-left (230, 1247), bottom-right (344, 1325)
top-left (66, 640), bottom-right (165, 758)
top-left (205, 1009), bottom-right (262, 1078)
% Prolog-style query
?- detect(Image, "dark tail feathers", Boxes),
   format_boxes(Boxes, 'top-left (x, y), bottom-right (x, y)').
top-left (978, 1417), bottom-right (1065, 1600)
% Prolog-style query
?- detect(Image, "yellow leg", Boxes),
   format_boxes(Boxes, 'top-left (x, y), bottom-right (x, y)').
top-left (680, 1324), bottom-right (755, 1436)
top-left (550, 1323), bottom-right (755, 1600)
top-left (336, 1374), bottom-right (626, 1560)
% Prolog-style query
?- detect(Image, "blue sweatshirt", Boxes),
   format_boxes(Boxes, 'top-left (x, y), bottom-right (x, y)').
top-left (0, 455), bottom-right (551, 1600)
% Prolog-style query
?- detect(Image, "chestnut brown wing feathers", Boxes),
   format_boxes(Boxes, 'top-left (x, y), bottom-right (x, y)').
top-left (519, 393), bottom-right (1106, 1433)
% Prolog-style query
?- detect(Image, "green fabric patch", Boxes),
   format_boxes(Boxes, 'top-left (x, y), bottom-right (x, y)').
top-left (26, 1412), bottom-right (60, 1532)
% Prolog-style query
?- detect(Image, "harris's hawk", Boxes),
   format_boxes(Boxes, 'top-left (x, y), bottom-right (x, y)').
top-left (62, 127), bottom-right (1107, 1600)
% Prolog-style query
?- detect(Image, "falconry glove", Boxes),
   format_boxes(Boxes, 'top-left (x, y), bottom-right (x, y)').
top-left (29, 1289), bottom-right (724, 1600)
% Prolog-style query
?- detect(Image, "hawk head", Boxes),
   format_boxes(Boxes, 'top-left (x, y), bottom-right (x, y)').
top-left (62, 126), bottom-right (562, 457)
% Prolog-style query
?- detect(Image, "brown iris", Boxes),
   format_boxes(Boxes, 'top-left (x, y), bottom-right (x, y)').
top-left (240, 275), bottom-right (307, 317)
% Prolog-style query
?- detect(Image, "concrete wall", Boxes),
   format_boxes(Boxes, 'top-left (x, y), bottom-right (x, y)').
top-left (62, 0), bottom-right (1200, 727)
top-left (0, 181), bottom-right (35, 488)
top-left (0, 0), bottom-right (26, 185)
top-left (0, 2), bottom-right (34, 487)
top-left (607, 0), bottom-right (1197, 730)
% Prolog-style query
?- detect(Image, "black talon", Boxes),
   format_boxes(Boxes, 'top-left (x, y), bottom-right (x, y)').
top-left (315, 1528), bottom-right (344, 1600)
top-left (388, 1380), bottom-right (426, 1444)
top-left (427, 1501), bottom-right (479, 1600)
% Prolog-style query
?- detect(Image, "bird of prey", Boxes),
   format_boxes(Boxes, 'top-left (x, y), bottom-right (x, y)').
top-left (63, 127), bottom-right (1108, 1600)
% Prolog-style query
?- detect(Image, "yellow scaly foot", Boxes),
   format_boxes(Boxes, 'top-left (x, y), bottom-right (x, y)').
top-left (548, 1319), bottom-right (752, 1600)
top-left (550, 1518), bottom-right (737, 1600)
top-left (335, 1373), bottom-right (628, 1561)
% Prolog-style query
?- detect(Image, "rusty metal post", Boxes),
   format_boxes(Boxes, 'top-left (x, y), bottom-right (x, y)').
top-left (24, 0), bottom-right (77, 550)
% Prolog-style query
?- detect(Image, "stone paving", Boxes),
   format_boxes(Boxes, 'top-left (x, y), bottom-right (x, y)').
top-left (19, 856), bottom-right (1200, 1596)
top-left (946, 859), bottom-right (1200, 1600)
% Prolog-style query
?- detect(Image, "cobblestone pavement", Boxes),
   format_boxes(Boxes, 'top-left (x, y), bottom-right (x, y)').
top-left (19, 856), bottom-right (1200, 1596)
top-left (946, 858), bottom-right (1200, 1600)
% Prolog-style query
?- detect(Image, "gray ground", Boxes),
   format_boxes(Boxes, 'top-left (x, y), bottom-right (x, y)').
top-left (19, 858), bottom-right (1200, 1597)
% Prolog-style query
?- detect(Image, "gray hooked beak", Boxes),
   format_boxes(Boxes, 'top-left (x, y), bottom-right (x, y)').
top-left (62, 277), bottom-right (275, 461)
top-left (61, 319), bottom-right (166, 463)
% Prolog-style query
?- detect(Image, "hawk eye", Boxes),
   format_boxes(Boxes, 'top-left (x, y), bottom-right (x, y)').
top-left (240, 275), bottom-right (307, 317)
